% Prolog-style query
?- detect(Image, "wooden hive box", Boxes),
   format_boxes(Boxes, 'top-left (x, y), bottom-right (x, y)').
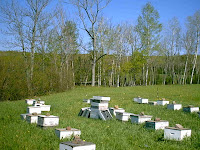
top-left (55, 128), bottom-right (81, 140)
top-left (20, 113), bottom-right (30, 120)
top-left (138, 98), bottom-right (148, 104)
top-left (37, 115), bottom-right (59, 127)
top-left (164, 126), bottom-right (191, 141)
top-left (157, 100), bottom-right (169, 106)
top-left (25, 99), bottom-right (36, 105)
top-left (109, 107), bottom-right (125, 116)
top-left (59, 141), bottom-right (96, 150)
top-left (130, 114), bottom-right (152, 124)
top-left (27, 106), bottom-right (41, 114)
top-left (145, 120), bottom-right (169, 130)
top-left (26, 114), bottom-right (38, 124)
top-left (33, 100), bottom-right (45, 105)
top-left (40, 105), bottom-right (51, 111)
top-left (183, 106), bottom-right (199, 113)
top-left (167, 104), bottom-right (182, 110)
top-left (116, 112), bottom-right (133, 121)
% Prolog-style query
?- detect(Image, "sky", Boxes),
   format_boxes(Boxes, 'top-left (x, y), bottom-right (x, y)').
top-left (0, 0), bottom-right (200, 51)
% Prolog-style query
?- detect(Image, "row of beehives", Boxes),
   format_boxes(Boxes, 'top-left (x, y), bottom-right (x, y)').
top-left (22, 99), bottom-right (96, 150)
top-left (133, 96), bottom-right (200, 115)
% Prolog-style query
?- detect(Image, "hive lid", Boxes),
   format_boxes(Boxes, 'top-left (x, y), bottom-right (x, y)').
top-left (56, 128), bottom-right (79, 131)
top-left (61, 141), bottom-right (95, 147)
top-left (130, 114), bottom-right (152, 118)
top-left (165, 124), bottom-right (190, 130)
top-left (92, 96), bottom-right (110, 101)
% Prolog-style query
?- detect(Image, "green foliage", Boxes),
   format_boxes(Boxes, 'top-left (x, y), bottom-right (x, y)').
top-left (0, 85), bottom-right (200, 149)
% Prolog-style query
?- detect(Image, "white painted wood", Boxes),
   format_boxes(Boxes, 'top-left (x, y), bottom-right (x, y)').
top-left (145, 120), bottom-right (169, 130)
top-left (27, 106), bottom-right (41, 114)
top-left (92, 96), bottom-right (110, 101)
top-left (33, 103), bottom-right (43, 107)
top-left (37, 115), bottom-right (59, 127)
top-left (40, 105), bottom-right (51, 111)
top-left (20, 113), bottom-right (30, 120)
top-left (116, 112), bottom-right (133, 121)
top-left (130, 114), bottom-right (152, 124)
top-left (25, 99), bottom-right (36, 105)
top-left (183, 107), bottom-right (199, 113)
top-left (133, 97), bottom-right (140, 102)
top-left (148, 101), bottom-right (157, 105)
top-left (59, 141), bottom-right (96, 150)
top-left (91, 102), bottom-right (108, 110)
top-left (26, 114), bottom-right (38, 124)
top-left (138, 98), bottom-right (148, 104)
top-left (157, 100), bottom-right (169, 106)
top-left (109, 107), bottom-right (125, 116)
top-left (167, 104), bottom-right (182, 110)
top-left (55, 128), bottom-right (81, 140)
top-left (164, 127), bottom-right (191, 141)
top-left (33, 100), bottom-right (45, 105)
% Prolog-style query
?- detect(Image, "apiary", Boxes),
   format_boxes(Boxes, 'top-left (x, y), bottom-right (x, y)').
top-left (26, 113), bottom-right (38, 124)
top-left (59, 136), bottom-right (96, 150)
top-left (37, 114), bottom-right (59, 127)
top-left (55, 127), bottom-right (81, 140)
top-left (20, 113), bottom-right (30, 120)
top-left (130, 113), bottom-right (152, 124)
top-left (164, 124), bottom-right (191, 141)
top-left (78, 96), bottom-right (112, 121)
top-left (157, 98), bottom-right (169, 106)
top-left (148, 101), bottom-right (157, 105)
top-left (183, 105), bottom-right (199, 113)
top-left (27, 106), bottom-right (41, 114)
top-left (25, 99), bottom-right (36, 105)
top-left (145, 118), bottom-right (169, 130)
top-left (116, 112), bottom-right (133, 121)
top-left (109, 106), bottom-right (125, 116)
top-left (167, 103), bottom-right (182, 110)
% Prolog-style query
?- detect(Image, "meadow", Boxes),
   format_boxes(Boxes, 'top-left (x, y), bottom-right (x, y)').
top-left (0, 85), bottom-right (200, 150)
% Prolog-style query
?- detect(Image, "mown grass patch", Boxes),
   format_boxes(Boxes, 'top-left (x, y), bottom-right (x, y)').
top-left (0, 85), bottom-right (200, 150)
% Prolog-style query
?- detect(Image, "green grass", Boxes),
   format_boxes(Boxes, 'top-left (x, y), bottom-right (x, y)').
top-left (0, 85), bottom-right (200, 150)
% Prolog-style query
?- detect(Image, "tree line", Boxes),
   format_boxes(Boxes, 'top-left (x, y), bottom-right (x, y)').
top-left (0, 0), bottom-right (199, 101)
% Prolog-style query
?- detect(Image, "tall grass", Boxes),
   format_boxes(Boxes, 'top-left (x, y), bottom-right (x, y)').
top-left (0, 85), bottom-right (200, 150)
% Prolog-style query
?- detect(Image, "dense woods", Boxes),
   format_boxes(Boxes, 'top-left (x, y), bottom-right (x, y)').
top-left (0, 0), bottom-right (200, 101)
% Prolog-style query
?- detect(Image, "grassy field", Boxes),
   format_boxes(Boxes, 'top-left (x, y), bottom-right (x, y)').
top-left (0, 85), bottom-right (200, 150)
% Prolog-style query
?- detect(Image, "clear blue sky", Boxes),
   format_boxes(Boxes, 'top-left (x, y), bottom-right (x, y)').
top-left (0, 0), bottom-right (200, 51)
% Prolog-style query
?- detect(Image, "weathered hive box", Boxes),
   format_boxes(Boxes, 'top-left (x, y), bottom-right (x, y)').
top-left (90, 96), bottom-right (110, 110)
top-left (55, 128), bottom-right (81, 140)
top-left (133, 97), bottom-right (141, 103)
top-left (116, 112), bottom-right (133, 121)
top-left (20, 113), bottom-right (30, 120)
top-left (26, 114), bottom-right (38, 124)
top-left (27, 106), bottom-right (41, 114)
top-left (130, 114), bottom-right (152, 124)
top-left (138, 98), bottom-right (148, 104)
top-left (145, 120), bottom-right (169, 130)
top-left (25, 99), bottom-right (36, 105)
top-left (37, 115), bottom-right (59, 127)
top-left (167, 104), bottom-right (182, 110)
top-left (164, 126), bottom-right (191, 141)
top-left (183, 106), bottom-right (199, 113)
top-left (59, 141), bottom-right (96, 150)
top-left (40, 105), bottom-right (51, 111)
top-left (157, 100), bottom-right (169, 106)
top-left (33, 100), bottom-right (45, 105)
top-left (109, 107), bottom-right (125, 116)
top-left (148, 101), bottom-right (157, 105)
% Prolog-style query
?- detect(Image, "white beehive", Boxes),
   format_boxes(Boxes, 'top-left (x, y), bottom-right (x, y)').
top-left (145, 120), bottom-right (169, 130)
top-left (33, 103), bottom-right (44, 107)
top-left (40, 105), bottom-right (51, 111)
top-left (137, 98), bottom-right (148, 104)
top-left (55, 127), bottom-right (81, 140)
top-left (183, 106), bottom-right (199, 113)
top-left (25, 99), bottom-right (36, 105)
top-left (59, 141), bottom-right (96, 150)
top-left (164, 125), bottom-right (191, 141)
top-left (37, 115), bottom-right (59, 127)
top-left (83, 99), bottom-right (90, 104)
top-left (20, 113), bottom-right (30, 120)
top-left (26, 114), bottom-right (38, 124)
top-left (148, 101), bottom-right (157, 105)
top-left (133, 97), bottom-right (141, 103)
top-left (157, 99), bottom-right (169, 106)
top-left (167, 104), bottom-right (182, 110)
top-left (116, 112), bottom-right (133, 121)
top-left (109, 107), bottom-right (125, 116)
top-left (130, 114), bottom-right (152, 124)
top-left (27, 106), bottom-right (41, 114)
top-left (33, 100), bottom-right (45, 105)
top-left (90, 102), bottom-right (109, 110)
top-left (92, 96), bottom-right (110, 101)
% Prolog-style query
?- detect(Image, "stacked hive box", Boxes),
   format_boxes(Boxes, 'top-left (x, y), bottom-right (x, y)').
top-left (78, 96), bottom-right (112, 121)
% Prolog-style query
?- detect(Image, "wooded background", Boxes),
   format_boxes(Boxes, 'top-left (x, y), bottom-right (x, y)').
top-left (0, 0), bottom-right (199, 101)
